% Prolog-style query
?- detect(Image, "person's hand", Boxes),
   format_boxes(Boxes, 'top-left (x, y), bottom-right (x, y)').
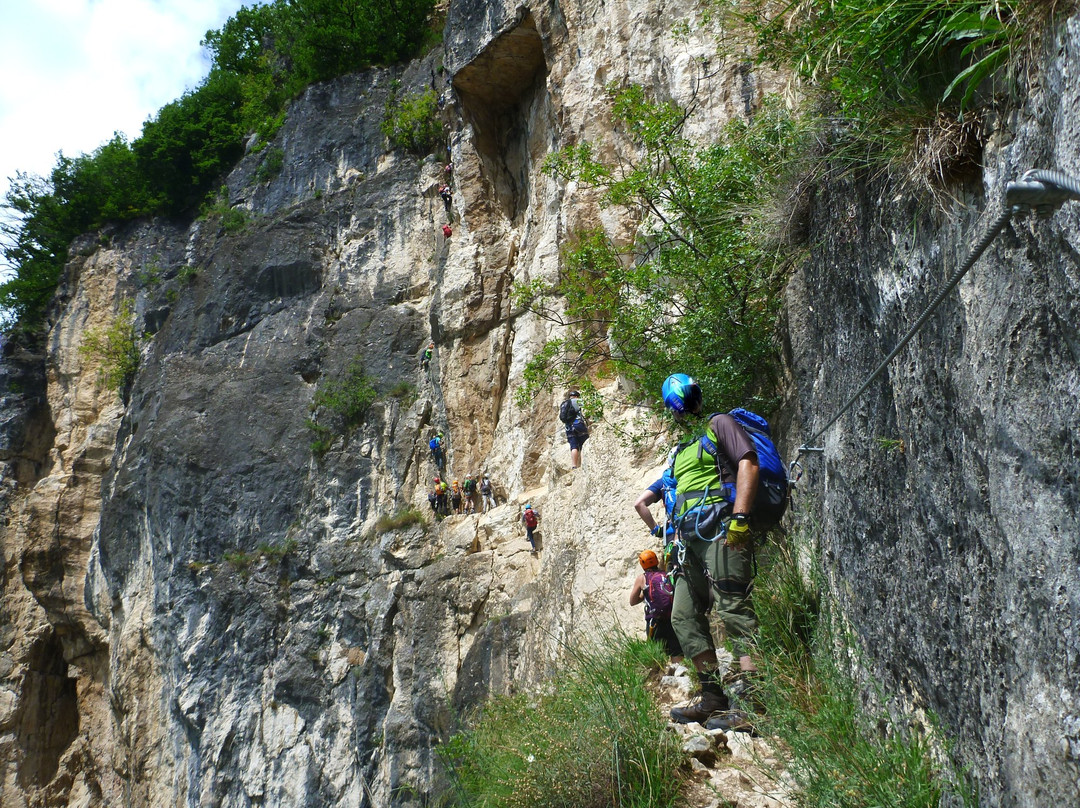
top-left (650, 524), bottom-right (662, 537)
top-left (725, 514), bottom-right (750, 547)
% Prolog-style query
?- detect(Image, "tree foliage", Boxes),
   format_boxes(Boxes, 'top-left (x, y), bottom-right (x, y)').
top-left (518, 88), bottom-right (806, 419)
top-left (380, 85), bottom-right (443, 155)
top-left (135, 70), bottom-right (247, 214)
top-left (77, 298), bottom-right (140, 394)
top-left (2, 0), bottom-right (438, 336)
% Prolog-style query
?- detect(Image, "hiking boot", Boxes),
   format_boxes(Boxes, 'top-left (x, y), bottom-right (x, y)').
top-left (704, 710), bottom-right (756, 734)
top-left (726, 673), bottom-right (765, 713)
top-left (670, 688), bottom-right (729, 725)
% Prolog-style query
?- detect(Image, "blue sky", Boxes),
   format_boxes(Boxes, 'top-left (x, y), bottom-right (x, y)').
top-left (0, 0), bottom-right (251, 258)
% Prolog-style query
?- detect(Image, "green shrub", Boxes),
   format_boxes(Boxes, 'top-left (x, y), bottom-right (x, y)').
top-left (439, 632), bottom-right (682, 807)
top-left (77, 298), bottom-right (140, 393)
top-left (521, 89), bottom-right (806, 420)
top-left (255, 147), bottom-right (286, 183)
top-left (388, 381), bottom-right (417, 405)
top-left (178, 266), bottom-right (200, 284)
top-left (307, 357), bottom-right (378, 455)
top-left (306, 419), bottom-right (334, 455)
top-left (223, 550), bottom-right (256, 573)
top-left (257, 538), bottom-right (298, 561)
top-left (738, 0), bottom-right (1057, 188)
top-left (375, 508), bottom-right (427, 534)
top-left (381, 86), bottom-right (443, 155)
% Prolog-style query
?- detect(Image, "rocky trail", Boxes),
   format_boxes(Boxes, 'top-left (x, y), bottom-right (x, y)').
top-left (655, 663), bottom-right (792, 808)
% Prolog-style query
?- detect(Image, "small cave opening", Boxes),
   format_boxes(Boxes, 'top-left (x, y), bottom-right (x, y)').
top-left (14, 631), bottom-right (80, 789)
top-left (452, 13), bottom-right (550, 222)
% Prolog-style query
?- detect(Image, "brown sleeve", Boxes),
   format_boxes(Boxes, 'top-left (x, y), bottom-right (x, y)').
top-left (708, 413), bottom-right (758, 483)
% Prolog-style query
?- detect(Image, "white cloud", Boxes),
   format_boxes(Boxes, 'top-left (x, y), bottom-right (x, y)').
top-left (0, 0), bottom-right (250, 209)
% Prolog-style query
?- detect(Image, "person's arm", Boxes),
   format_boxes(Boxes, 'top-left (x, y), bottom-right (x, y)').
top-left (732, 457), bottom-right (759, 516)
top-left (712, 414), bottom-right (760, 515)
top-left (629, 574), bottom-right (646, 606)
top-left (634, 489), bottom-right (661, 530)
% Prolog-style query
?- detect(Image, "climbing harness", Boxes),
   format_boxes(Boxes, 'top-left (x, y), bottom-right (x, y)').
top-left (789, 168), bottom-right (1080, 478)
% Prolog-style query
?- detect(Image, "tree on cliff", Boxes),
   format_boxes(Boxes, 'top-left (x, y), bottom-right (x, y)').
top-left (1, 0), bottom-right (438, 338)
top-left (516, 89), bottom-right (806, 419)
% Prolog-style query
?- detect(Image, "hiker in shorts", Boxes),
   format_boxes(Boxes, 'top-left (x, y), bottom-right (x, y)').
top-left (480, 474), bottom-right (496, 513)
top-left (522, 505), bottom-right (539, 550)
top-left (558, 389), bottom-right (589, 469)
top-left (462, 474), bottom-right (477, 514)
top-left (629, 550), bottom-right (682, 660)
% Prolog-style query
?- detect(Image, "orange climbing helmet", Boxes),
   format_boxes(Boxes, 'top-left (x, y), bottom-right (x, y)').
top-left (638, 549), bottom-right (659, 570)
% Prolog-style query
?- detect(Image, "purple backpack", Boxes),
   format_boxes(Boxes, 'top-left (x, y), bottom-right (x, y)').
top-left (644, 570), bottom-right (674, 622)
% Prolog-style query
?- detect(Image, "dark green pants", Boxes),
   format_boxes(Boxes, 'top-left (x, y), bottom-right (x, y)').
top-left (670, 535), bottom-right (756, 660)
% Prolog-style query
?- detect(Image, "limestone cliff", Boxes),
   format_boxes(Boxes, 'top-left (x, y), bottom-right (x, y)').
top-left (1, 1), bottom-right (1078, 807)
top-left (0, 1), bottom-right (748, 806)
top-left (783, 17), bottom-right (1080, 803)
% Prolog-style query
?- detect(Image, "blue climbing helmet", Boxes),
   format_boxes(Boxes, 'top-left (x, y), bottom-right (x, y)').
top-left (661, 373), bottom-right (702, 415)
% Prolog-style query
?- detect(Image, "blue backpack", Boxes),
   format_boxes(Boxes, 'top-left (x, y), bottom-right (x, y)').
top-left (698, 408), bottom-right (789, 530)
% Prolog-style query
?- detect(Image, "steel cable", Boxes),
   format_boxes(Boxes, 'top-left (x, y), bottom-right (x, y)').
top-left (793, 168), bottom-right (1080, 467)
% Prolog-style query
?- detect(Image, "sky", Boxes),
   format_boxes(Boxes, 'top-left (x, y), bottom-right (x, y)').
top-left (0, 0), bottom-right (252, 266)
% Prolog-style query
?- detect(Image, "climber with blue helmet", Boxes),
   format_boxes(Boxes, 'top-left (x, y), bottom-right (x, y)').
top-left (659, 373), bottom-right (764, 732)
top-left (428, 430), bottom-right (445, 470)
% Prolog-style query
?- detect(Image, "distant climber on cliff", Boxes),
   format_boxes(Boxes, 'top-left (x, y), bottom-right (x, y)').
top-left (480, 474), bottom-right (495, 513)
top-left (558, 389), bottom-right (589, 470)
top-left (522, 504), bottom-right (538, 550)
top-left (435, 477), bottom-right (449, 516)
top-left (450, 479), bottom-right (463, 515)
top-left (442, 223), bottom-right (452, 238)
top-left (659, 372), bottom-right (787, 731)
top-left (429, 431), bottom-right (445, 469)
top-left (629, 550), bottom-right (682, 660)
top-left (421, 342), bottom-right (434, 371)
top-left (462, 473), bottom-right (477, 515)
top-left (438, 184), bottom-right (452, 207)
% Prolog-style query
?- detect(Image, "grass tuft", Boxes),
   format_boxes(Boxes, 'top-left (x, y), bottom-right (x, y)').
top-left (752, 533), bottom-right (977, 807)
top-left (439, 631), bottom-right (683, 808)
top-left (375, 508), bottom-right (427, 534)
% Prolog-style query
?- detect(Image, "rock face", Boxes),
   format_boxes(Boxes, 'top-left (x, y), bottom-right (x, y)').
top-left (784, 19), bottom-right (1080, 807)
top-left (0, 2), bottom-right (748, 806)
top-left (1, 2), bottom-right (1078, 807)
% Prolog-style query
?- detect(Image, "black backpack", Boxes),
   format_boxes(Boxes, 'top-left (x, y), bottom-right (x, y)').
top-left (559, 399), bottom-right (577, 425)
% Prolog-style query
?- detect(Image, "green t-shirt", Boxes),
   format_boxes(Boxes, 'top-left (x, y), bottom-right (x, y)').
top-left (672, 413), bottom-right (756, 516)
